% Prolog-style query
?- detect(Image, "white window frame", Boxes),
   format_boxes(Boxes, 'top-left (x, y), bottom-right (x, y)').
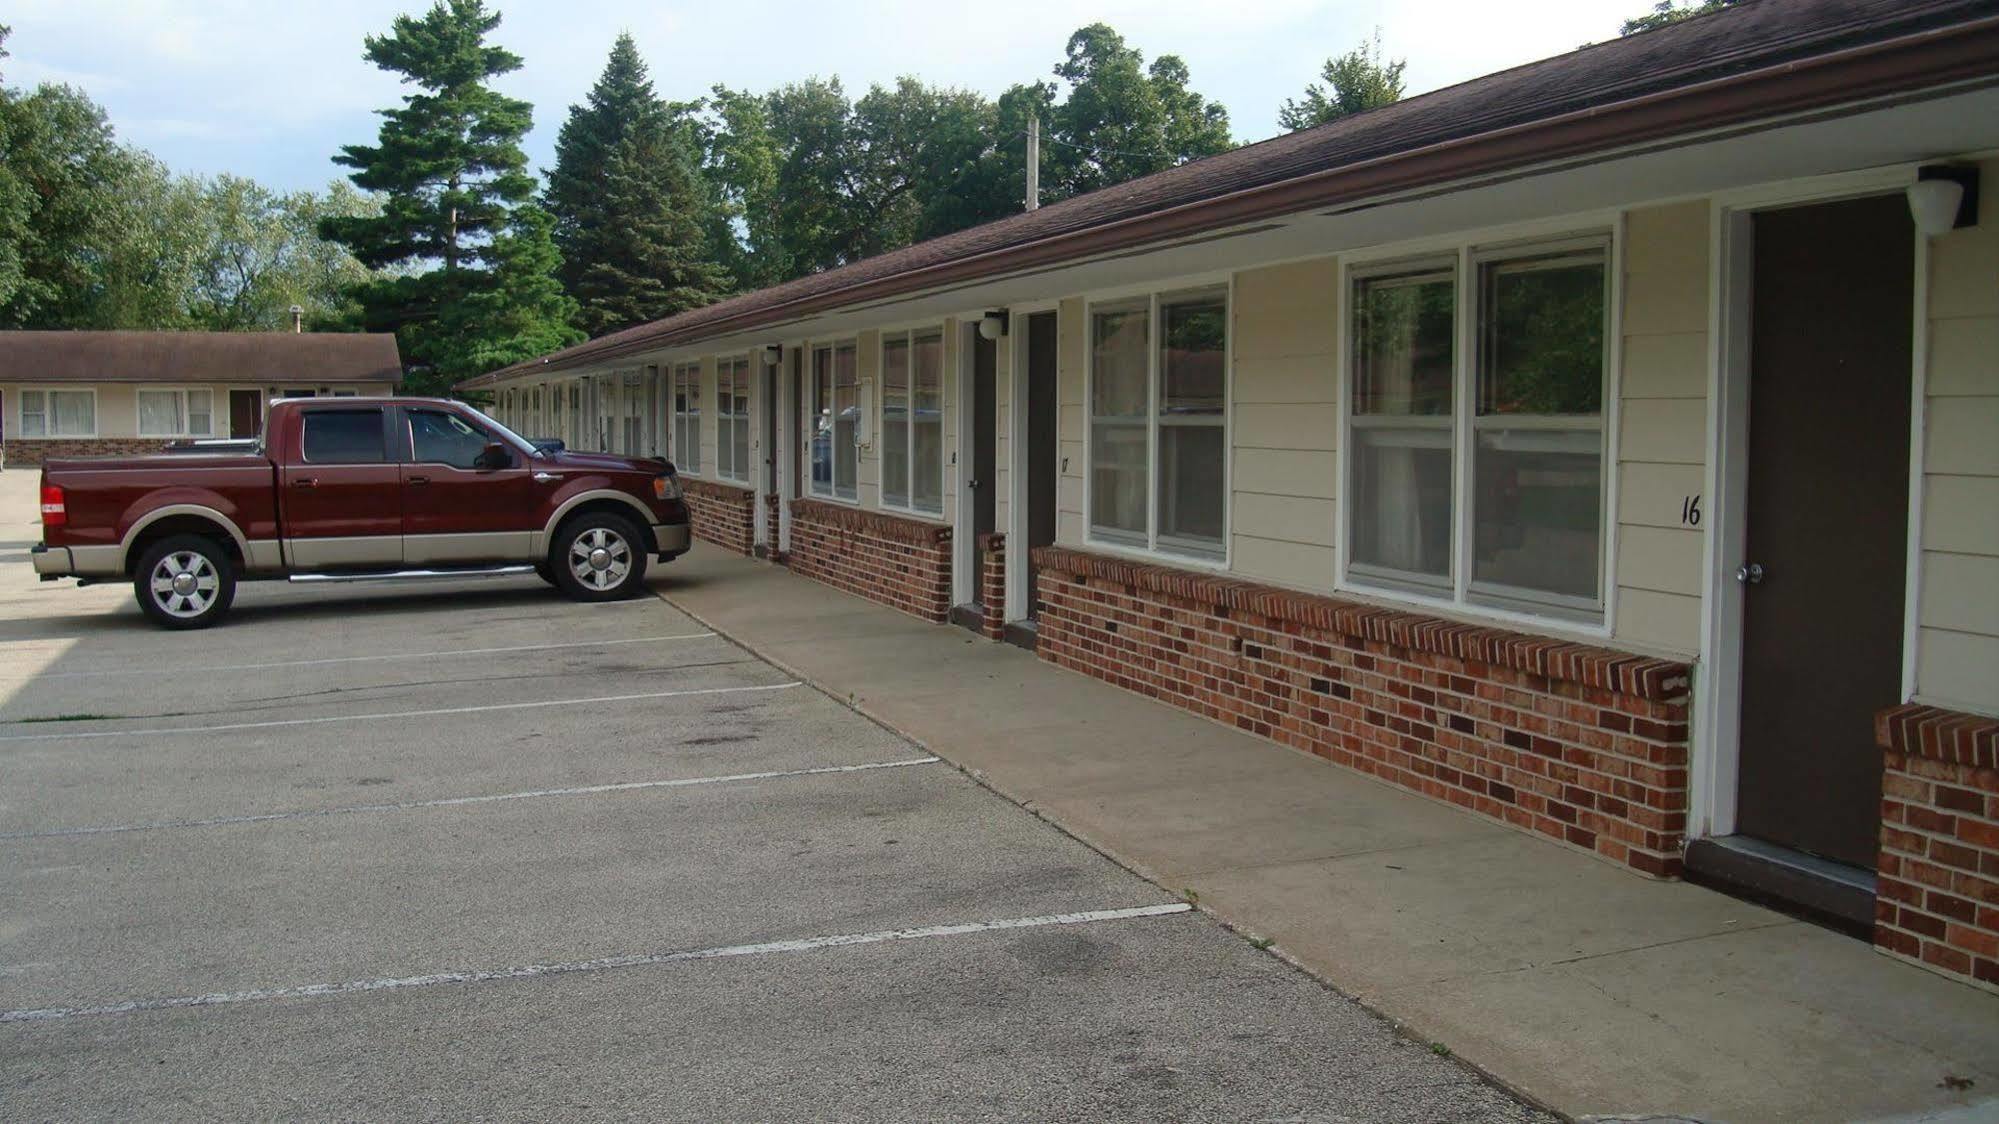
top-left (878, 325), bottom-right (946, 517)
top-left (1337, 228), bottom-right (1619, 630)
top-left (18, 387), bottom-right (98, 439)
top-left (716, 355), bottom-right (751, 483)
top-left (135, 386), bottom-right (216, 438)
top-left (807, 338), bottom-right (861, 504)
top-left (1081, 283), bottom-right (1232, 566)
top-left (671, 362), bottom-right (701, 475)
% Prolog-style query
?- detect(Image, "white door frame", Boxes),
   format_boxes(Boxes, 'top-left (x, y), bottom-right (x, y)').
top-left (952, 318), bottom-right (979, 607)
top-left (1004, 301), bottom-right (1059, 623)
top-left (1690, 164), bottom-right (1927, 842)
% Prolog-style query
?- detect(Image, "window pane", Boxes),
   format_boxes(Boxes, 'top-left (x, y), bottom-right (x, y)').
top-left (1472, 429), bottom-right (1602, 604)
top-left (1159, 293), bottom-right (1225, 418)
top-left (301, 409), bottom-right (385, 464)
top-left (912, 331), bottom-right (943, 513)
top-left (53, 391), bottom-right (94, 436)
top-left (811, 350), bottom-right (832, 494)
top-left (1091, 305), bottom-right (1148, 418)
top-left (21, 391), bottom-right (46, 437)
top-left (411, 410), bottom-right (494, 469)
top-left (1158, 424), bottom-right (1224, 555)
top-left (187, 390), bottom-right (213, 436)
top-left (1090, 421), bottom-right (1146, 543)
top-left (834, 343), bottom-right (857, 499)
top-left (732, 417), bottom-right (750, 485)
top-left (1479, 254), bottom-right (1604, 417)
top-left (1354, 270), bottom-right (1454, 416)
top-left (882, 336), bottom-right (909, 506)
top-left (1351, 425), bottom-right (1454, 584)
top-left (138, 391), bottom-right (183, 437)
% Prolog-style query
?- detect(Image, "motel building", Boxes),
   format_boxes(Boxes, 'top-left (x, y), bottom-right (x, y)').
top-left (465, 0), bottom-right (1999, 993)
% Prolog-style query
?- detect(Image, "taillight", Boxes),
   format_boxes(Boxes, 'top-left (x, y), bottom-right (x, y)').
top-left (40, 482), bottom-right (65, 528)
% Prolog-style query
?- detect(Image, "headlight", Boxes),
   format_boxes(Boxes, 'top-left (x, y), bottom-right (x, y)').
top-left (653, 474), bottom-right (682, 501)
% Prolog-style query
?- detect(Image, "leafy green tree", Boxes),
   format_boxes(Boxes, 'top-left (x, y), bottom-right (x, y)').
top-left (705, 84), bottom-right (785, 290)
top-left (321, 0), bottom-right (578, 392)
top-left (1279, 33), bottom-right (1406, 132)
top-left (1622, 0), bottom-right (1738, 34)
top-left (1049, 24), bottom-right (1231, 197)
top-left (185, 178), bottom-right (376, 332)
top-left (569, 114), bottom-right (732, 335)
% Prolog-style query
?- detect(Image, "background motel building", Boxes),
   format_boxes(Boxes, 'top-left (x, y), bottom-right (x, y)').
top-left (0, 332), bottom-right (403, 466)
top-left (467, 0), bottom-right (1999, 993)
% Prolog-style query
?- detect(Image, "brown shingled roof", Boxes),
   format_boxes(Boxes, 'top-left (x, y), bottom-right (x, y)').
top-left (465, 0), bottom-right (1999, 388)
top-left (0, 332), bottom-right (403, 386)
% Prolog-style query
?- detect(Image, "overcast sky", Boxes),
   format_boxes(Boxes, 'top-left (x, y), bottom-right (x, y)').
top-left (4, 0), bottom-right (1633, 194)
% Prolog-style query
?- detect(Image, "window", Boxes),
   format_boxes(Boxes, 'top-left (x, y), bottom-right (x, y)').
top-left (716, 356), bottom-right (751, 482)
top-left (881, 328), bottom-right (944, 514)
top-left (810, 341), bottom-right (858, 501)
top-left (1086, 287), bottom-right (1228, 560)
top-left (19, 389), bottom-right (95, 438)
top-left (671, 363), bottom-right (702, 473)
top-left (409, 409), bottom-right (504, 469)
top-left (300, 409), bottom-right (386, 464)
top-left (1343, 237), bottom-right (1610, 619)
top-left (136, 388), bottom-right (214, 438)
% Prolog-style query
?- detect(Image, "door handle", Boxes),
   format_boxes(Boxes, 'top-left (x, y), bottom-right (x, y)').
top-left (1735, 562), bottom-right (1765, 585)
top-left (292, 478), bottom-right (318, 489)
top-left (533, 472), bottom-right (562, 484)
top-left (407, 475), bottom-right (430, 486)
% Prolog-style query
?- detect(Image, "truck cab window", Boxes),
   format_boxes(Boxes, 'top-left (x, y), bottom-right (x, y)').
top-left (301, 409), bottom-right (387, 464)
top-left (410, 410), bottom-right (503, 469)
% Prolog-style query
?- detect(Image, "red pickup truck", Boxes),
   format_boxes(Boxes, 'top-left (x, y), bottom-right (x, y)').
top-left (32, 397), bottom-right (691, 629)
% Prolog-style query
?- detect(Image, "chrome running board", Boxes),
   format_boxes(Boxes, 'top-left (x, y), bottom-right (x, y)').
top-left (287, 565), bottom-right (536, 585)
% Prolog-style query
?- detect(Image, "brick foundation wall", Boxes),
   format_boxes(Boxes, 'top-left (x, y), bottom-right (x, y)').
top-left (763, 493), bottom-right (780, 559)
top-left (681, 478), bottom-right (755, 556)
top-left (1031, 546), bottom-right (1692, 877)
top-left (978, 532), bottom-right (1006, 640)
top-left (787, 499), bottom-right (952, 622)
top-left (4, 438), bottom-right (171, 467)
top-left (1875, 704), bottom-right (1999, 994)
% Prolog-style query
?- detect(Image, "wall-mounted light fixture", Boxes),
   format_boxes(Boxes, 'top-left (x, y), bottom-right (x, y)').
top-left (1908, 164), bottom-right (1979, 237)
top-left (760, 344), bottom-right (783, 368)
top-left (976, 310), bottom-right (1009, 341)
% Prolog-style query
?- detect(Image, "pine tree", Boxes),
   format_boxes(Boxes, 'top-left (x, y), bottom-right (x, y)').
top-left (320, 0), bottom-right (578, 393)
top-left (545, 33), bottom-right (659, 301)
top-left (570, 114), bottom-right (732, 336)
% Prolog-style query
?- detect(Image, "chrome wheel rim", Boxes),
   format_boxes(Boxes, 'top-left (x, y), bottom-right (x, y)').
top-left (149, 551), bottom-right (220, 618)
top-left (569, 527), bottom-right (632, 591)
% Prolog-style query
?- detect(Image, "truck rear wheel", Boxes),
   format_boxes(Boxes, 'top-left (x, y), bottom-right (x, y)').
top-left (550, 512), bottom-right (648, 602)
top-left (134, 534), bottom-right (236, 630)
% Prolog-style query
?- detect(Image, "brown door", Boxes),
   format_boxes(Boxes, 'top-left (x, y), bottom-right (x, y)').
top-left (972, 333), bottom-right (998, 551)
top-left (230, 390), bottom-right (263, 438)
top-left (1024, 312), bottom-right (1059, 620)
top-left (1735, 194), bottom-right (1913, 870)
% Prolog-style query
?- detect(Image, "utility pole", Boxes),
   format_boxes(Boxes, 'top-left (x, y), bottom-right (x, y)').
top-left (1026, 115), bottom-right (1041, 212)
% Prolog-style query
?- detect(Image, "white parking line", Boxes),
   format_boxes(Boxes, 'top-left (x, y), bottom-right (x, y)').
top-left (25, 633), bottom-right (718, 679)
top-left (0, 681), bottom-right (802, 742)
top-left (0, 757), bottom-right (943, 840)
top-left (0, 903), bottom-right (1195, 1023)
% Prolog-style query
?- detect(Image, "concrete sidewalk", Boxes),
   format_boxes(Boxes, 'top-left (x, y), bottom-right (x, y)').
top-left (653, 544), bottom-right (1999, 1124)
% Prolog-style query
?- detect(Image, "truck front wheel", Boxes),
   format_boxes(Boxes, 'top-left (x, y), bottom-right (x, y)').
top-left (550, 512), bottom-right (649, 602)
top-left (134, 534), bottom-right (237, 630)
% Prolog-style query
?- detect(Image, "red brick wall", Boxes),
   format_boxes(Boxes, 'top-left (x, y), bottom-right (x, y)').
top-left (5, 438), bottom-right (170, 466)
top-left (1031, 546), bottom-right (1692, 877)
top-left (1875, 705), bottom-right (1999, 994)
top-left (763, 493), bottom-right (780, 558)
top-left (978, 532), bottom-right (1006, 640)
top-left (787, 499), bottom-right (952, 622)
top-left (681, 478), bottom-right (755, 556)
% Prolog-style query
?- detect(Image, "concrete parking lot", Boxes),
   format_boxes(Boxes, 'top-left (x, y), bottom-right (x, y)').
top-left (0, 479), bottom-right (1547, 1121)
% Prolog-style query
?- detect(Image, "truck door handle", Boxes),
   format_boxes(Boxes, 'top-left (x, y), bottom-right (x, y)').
top-left (292, 478), bottom-right (318, 489)
top-left (533, 472), bottom-right (561, 484)
top-left (407, 475), bottom-right (430, 486)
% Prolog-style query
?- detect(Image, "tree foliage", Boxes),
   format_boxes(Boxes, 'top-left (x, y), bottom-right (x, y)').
top-left (1621, 0), bottom-right (1739, 35)
top-left (568, 113), bottom-right (732, 335)
top-left (321, 0), bottom-right (578, 390)
top-left (1279, 33), bottom-right (1406, 132)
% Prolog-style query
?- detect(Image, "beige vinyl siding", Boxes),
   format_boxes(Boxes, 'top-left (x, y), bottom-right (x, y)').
top-left (1056, 297), bottom-right (1086, 547)
top-left (1229, 258), bottom-right (1339, 588)
top-left (1611, 201), bottom-right (1710, 655)
top-left (1914, 157), bottom-right (1999, 714)
top-left (993, 331), bottom-right (1013, 536)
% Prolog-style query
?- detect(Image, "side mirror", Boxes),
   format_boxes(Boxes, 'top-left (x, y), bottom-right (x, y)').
top-left (475, 442), bottom-right (510, 470)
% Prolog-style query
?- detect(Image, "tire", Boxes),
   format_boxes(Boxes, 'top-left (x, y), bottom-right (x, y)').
top-left (534, 562), bottom-right (558, 587)
top-left (549, 511), bottom-right (649, 602)
top-left (134, 534), bottom-right (237, 630)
